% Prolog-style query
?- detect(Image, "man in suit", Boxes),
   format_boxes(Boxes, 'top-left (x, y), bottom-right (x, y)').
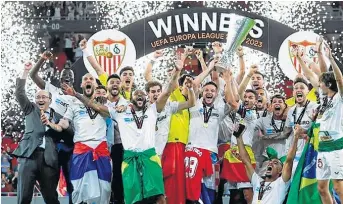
top-left (30, 50), bottom-right (75, 204)
top-left (13, 62), bottom-right (72, 204)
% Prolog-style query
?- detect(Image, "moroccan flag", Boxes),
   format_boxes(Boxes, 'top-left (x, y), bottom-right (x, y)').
top-left (286, 123), bottom-right (336, 203)
top-left (220, 145), bottom-right (256, 182)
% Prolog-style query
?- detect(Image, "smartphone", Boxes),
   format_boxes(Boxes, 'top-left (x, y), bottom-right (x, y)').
top-left (233, 124), bottom-right (246, 137)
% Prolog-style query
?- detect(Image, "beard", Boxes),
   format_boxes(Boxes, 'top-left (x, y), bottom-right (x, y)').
top-left (83, 85), bottom-right (94, 98)
top-left (110, 89), bottom-right (119, 97)
top-left (132, 98), bottom-right (146, 110)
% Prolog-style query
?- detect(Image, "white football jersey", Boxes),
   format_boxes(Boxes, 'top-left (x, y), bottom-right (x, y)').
top-left (109, 103), bottom-right (158, 152)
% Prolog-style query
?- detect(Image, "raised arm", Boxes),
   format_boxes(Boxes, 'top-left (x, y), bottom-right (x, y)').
top-left (235, 46), bottom-right (246, 85)
top-left (156, 59), bottom-right (183, 112)
top-left (295, 50), bottom-right (319, 88)
top-left (317, 37), bottom-right (328, 73)
top-left (29, 51), bottom-right (53, 89)
top-left (177, 77), bottom-right (196, 111)
top-left (61, 83), bottom-right (110, 117)
top-left (195, 49), bottom-right (208, 71)
top-left (235, 125), bottom-right (255, 181)
top-left (144, 50), bottom-right (163, 82)
top-left (329, 50), bottom-right (343, 97)
top-left (193, 58), bottom-right (216, 89)
top-left (238, 65), bottom-right (258, 100)
top-left (16, 62), bottom-right (34, 115)
top-left (80, 39), bottom-right (106, 77)
top-left (223, 70), bottom-right (240, 111)
top-left (282, 124), bottom-right (302, 182)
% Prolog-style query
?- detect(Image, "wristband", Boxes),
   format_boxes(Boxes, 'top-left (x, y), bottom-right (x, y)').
top-left (83, 49), bottom-right (92, 58)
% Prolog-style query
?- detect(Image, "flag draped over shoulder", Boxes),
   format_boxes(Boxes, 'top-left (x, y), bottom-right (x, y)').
top-left (287, 122), bottom-right (336, 204)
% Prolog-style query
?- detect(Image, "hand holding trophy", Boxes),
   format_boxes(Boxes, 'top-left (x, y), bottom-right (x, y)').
top-left (214, 14), bottom-right (256, 73)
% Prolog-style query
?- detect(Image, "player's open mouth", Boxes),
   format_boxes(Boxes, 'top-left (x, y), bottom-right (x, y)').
top-left (258, 98), bottom-right (263, 103)
top-left (244, 101), bottom-right (249, 106)
top-left (252, 82), bottom-right (259, 87)
top-left (85, 84), bottom-right (92, 89)
top-left (275, 105), bottom-right (281, 111)
top-left (125, 80), bottom-right (131, 85)
top-left (266, 165), bottom-right (273, 173)
top-left (38, 102), bottom-right (45, 108)
top-left (205, 94), bottom-right (213, 99)
top-left (296, 92), bottom-right (303, 98)
top-left (112, 85), bottom-right (118, 91)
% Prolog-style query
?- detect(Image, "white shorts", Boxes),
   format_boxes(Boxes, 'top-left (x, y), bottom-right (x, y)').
top-left (227, 181), bottom-right (252, 189)
top-left (316, 149), bottom-right (343, 180)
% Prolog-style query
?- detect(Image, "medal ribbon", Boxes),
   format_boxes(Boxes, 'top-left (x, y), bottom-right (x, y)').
top-left (203, 103), bottom-right (214, 125)
top-left (257, 109), bottom-right (268, 119)
top-left (130, 105), bottom-right (147, 129)
top-left (86, 107), bottom-right (99, 120)
top-left (292, 100), bottom-right (310, 125)
top-left (258, 180), bottom-right (272, 201)
top-left (271, 117), bottom-right (286, 133)
top-left (315, 93), bottom-right (336, 120)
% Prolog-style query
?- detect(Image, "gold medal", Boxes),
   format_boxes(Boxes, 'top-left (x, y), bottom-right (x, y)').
top-left (317, 114), bottom-right (323, 119)
top-left (155, 125), bottom-right (158, 131)
top-left (257, 200), bottom-right (261, 204)
top-left (203, 123), bottom-right (208, 128)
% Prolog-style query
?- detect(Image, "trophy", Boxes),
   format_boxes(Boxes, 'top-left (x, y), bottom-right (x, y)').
top-left (215, 14), bottom-right (256, 73)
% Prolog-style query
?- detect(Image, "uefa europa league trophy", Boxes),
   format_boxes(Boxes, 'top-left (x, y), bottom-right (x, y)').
top-left (215, 14), bottom-right (256, 73)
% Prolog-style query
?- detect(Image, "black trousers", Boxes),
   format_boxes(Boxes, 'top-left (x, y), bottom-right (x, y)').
top-left (58, 149), bottom-right (73, 204)
top-left (17, 148), bottom-right (59, 204)
top-left (111, 143), bottom-right (124, 204)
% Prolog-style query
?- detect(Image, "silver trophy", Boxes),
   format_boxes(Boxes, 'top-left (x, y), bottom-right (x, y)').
top-left (215, 14), bottom-right (256, 73)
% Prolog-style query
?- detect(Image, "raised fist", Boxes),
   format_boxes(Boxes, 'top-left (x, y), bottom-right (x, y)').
top-left (24, 61), bottom-right (33, 71)
top-left (236, 46), bottom-right (244, 57)
top-left (248, 64), bottom-right (258, 76)
top-left (42, 51), bottom-right (53, 60)
top-left (194, 49), bottom-right (203, 60)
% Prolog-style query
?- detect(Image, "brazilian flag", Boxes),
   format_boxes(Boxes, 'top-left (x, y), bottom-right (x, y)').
top-left (287, 122), bottom-right (322, 203)
top-left (286, 123), bottom-right (339, 203)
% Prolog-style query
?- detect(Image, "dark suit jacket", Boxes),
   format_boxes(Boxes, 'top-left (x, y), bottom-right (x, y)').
top-left (12, 78), bottom-right (73, 170)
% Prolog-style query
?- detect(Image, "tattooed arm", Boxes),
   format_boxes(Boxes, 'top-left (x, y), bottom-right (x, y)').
top-left (61, 83), bottom-right (110, 117)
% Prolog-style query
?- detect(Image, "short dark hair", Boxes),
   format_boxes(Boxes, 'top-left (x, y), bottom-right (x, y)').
top-left (202, 81), bottom-right (218, 89)
top-left (271, 94), bottom-right (285, 104)
top-left (293, 77), bottom-right (309, 87)
top-left (107, 74), bottom-right (121, 82)
top-left (119, 66), bottom-right (134, 76)
top-left (178, 74), bottom-right (194, 86)
top-left (145, 81), bottom-right (162, 93)
top-left (96, 85), bottom-right (107, 92)
top-left (319, 71), bottom-right (338, 92)
top-left (253, 71), bottom-right (265, 79)
top-left (245, 89), bottom-right (258, 99)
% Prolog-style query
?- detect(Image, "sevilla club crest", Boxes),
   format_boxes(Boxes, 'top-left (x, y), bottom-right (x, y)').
top-left (278, 31), bottom-right (330, 80)
top-left (93, 38), bottom-right (126, 75)
top-left (288, 40), bottom-right (319, 74)
top-left (83, 29), bottom-right (136, 79)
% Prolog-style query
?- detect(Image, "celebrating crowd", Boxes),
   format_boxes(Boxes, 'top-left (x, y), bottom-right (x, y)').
top-left (10, 37), bottom-right (343, 204)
